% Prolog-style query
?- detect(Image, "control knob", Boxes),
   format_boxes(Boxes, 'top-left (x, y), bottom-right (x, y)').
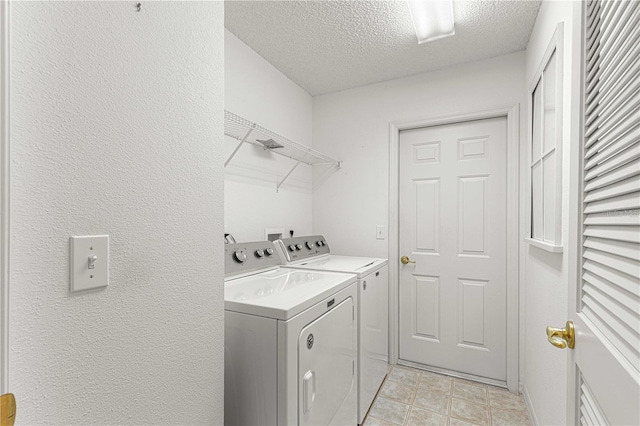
top-left (265, 247), bottom-right (274, 256)
top-left (288, 244), bottom-right (296, 252)
top-left (233, 250), bottom-right (247, 263)
top-left (255, 249), bottom-right (264, 258)
top-left (306, 241), bottom-right (315, 249)
top-left (295, 244), bottom-right (303, 251)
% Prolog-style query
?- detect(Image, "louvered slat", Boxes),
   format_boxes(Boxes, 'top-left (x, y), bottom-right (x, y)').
top-left (580, 392), bottom-right (597, 425)
top-left (584, 226), bottom-right (640, 243)
top-left (583, 175), bottom-right (640, 203)
top-left (586, 0), bottom-right (637, 71)
top-left (586, 52), bottom-right (638, 118)
top-left (586, 0), bottom-right (617, 70)
top-left (585, 92), bottom-right (639, 141)
top-left (586, 17), bottom-right (639, 100)
top-left (580, 375), bottom-right (609, 426)
top-left (585, 124), bottom-right (639, 167)
top-left (582, 0), bottom-right (639, 376)
top-left (584, 238), bottom-right (640, 264)
top-left (583, 270), bottom-right (639, 314)
top-left (586, 22), bottom-right (639, 95)
top-left (583, 248), bottom-right (639, 277)
top-left (586, 39), bottom-right (639, 110)
top-left (584, 141), bottom-right (639, 181)
top-left (582, 284), bottom-right (639, 335)
top-left (583, 259), bottom-right (640, 298)
top-left (586, 0), bottom-right (599, 17)
top-left (586, 0), bottom-right (601, 44)
top-left (582, 298), bottom-right (639, 369)
top-left (584, 212), bottom-right (640, 226)
top-left (586, 3), bottom-right (639, 84)
top-left (587, 0), bottom-right (623, 62)
top-left (586, 20), bottom-right (600, 52)
top-left (586, 75), bottom-right (640, 131)
top-left (584, 191), bottom-right (640, 214)
top-left (584, 153), bottom-right (640, 191)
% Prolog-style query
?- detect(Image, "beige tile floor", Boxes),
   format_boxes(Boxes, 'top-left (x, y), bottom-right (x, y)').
top-left (363, 365), bottom-right (531, 426)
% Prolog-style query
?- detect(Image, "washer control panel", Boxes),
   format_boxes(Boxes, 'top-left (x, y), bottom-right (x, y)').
top-left (276, 235), bottom-right (330, 262)
top-left (225, 240), bottom-right (281, 277)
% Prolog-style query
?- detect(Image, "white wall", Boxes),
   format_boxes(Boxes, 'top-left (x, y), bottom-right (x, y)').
top-left (9, 2), bottom-right (224, 424)
top-left (312, 52), bottom-right (526, 258)
top-left (225, 30), bottom-right (313, 243)
top-left (521, 2), bottom-right (582, 425)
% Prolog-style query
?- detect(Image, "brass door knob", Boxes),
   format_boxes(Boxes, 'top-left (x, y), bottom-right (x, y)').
top-left (1, 393), bottom-right (16, 426)
top-left (546, 320), bottom-right (575, 349)
top-left (400, 256), bottom-right (416, 265)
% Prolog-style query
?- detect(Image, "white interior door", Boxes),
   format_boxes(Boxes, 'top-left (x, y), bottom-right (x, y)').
top-left (398, 117), bottom-right (508, 382)
top-left (564, 1), bottom-right (640, 424)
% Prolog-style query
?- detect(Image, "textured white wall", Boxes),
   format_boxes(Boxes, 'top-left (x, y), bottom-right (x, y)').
top-left (522, 2), bottom-right (581, 425)
top-left (9, 2), bottom-right (224, 424)
top-left (224, 30), bottom-right (313, 243)
top-left (312, 52), bottom-right (526, 258)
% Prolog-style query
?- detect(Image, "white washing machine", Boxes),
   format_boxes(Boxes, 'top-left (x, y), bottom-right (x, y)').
top-left (274, 236), bottom-right (389, 425)
top-left (224, 240), bottom-right (358, 426)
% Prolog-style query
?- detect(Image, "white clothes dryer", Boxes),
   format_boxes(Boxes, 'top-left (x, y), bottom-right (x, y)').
top-left (224, 240), bottom-right (358, 426)
top-left (275, 236), bottom-right (389, 425)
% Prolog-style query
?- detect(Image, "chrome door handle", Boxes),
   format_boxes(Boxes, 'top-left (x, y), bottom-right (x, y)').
top-left (400, 256), bottom-right (416, 265)
top-left (546, 321), bottom-right (575, 349)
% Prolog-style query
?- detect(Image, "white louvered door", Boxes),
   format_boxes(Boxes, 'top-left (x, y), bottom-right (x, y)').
top-left (568, 1), bottom-right (640, 424)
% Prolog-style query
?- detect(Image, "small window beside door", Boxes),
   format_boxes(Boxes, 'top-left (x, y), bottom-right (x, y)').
top-left (525, 23), bottom-right (563, 253)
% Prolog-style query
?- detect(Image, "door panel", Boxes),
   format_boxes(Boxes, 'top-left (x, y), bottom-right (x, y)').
top-left (359, 266), bottom-right (389, 424)
top-left (414, 276), bottom-right (439, 339)
top-left (459, 279), bottom-right (487, 348)
top-left (298, 297), bottom-right (355, 426)
top-left (459, 176), bottom-right (488, 254)
top-left (415, 179), bottom-right (439, 252)
top-left (399, 117), bottom-right (508, 381)
top-left (567, 1), bottom-right (640, 424)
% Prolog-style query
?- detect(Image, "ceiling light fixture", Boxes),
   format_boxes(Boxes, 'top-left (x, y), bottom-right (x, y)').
top-left (407, 0), bottom-right (455, 44)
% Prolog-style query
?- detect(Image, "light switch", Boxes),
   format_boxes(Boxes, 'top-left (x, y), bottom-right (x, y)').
top-left (70, 235), bottom-right (109, 292)
top-left (376, 225), bottom-right (387, 240)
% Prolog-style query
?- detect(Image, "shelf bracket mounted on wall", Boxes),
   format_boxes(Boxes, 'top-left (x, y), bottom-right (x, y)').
top-left (224, 111), bottom-right (341, 192)
top-left (224, 126), bottom-right (254, 168)
top-left (276, 161), bottom-right (301, 193)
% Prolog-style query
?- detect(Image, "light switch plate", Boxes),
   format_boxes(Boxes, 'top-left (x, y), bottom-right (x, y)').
top-left (70, 235), bottom-right (109, 292)
top-left (376, 225), bottom-right (387, 240)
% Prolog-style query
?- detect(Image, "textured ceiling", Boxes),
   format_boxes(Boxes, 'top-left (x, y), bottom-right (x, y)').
top-left (225, 0), bottom-right (541, 96)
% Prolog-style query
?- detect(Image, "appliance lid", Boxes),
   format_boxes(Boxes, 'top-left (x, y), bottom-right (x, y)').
top-left (224, 268), bottom-right (357, 320)
top-left (292, 255), bottom-right (388, 278)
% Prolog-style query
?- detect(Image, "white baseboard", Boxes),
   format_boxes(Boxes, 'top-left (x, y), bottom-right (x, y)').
top-left (523, 385), bottom-right (539, 426)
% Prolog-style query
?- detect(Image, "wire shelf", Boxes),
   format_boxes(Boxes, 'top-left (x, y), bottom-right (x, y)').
top-left (224, 110), bottom-right (341, 167)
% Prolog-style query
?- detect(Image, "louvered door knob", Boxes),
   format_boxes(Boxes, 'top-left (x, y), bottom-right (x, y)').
top-left (546, 320), bottom-right (575, 349)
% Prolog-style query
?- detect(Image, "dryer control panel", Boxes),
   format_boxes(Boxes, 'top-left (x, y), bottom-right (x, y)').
top-left (275, 235), bottom-right (331, 263)
top-left (225, 241), bottom-right (282, 278)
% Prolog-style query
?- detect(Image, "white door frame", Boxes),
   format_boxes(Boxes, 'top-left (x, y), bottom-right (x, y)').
top-left (566, 2), bottom-right (585, 422)
top-left (388, 105), bottom-right (520, 391)
top-left (1, 0), bottom-right (10, 395)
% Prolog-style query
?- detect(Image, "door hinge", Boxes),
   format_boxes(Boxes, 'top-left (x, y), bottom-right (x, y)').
top-left (352, 360), bottom-right (355, 376)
